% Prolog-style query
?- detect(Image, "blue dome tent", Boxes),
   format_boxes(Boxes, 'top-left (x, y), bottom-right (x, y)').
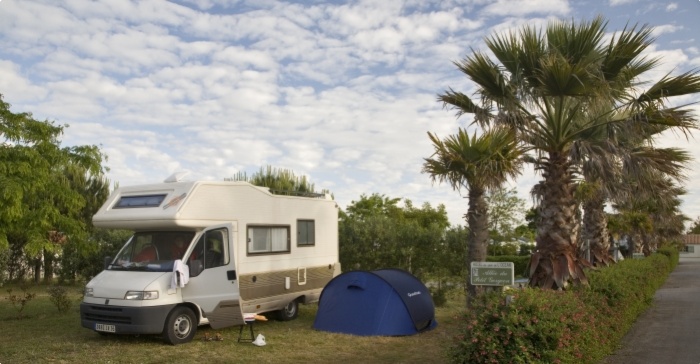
top-left (312, 268), bottom-right (437, 336)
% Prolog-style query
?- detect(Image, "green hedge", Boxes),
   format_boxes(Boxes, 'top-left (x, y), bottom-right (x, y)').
top-left (449, 251), bottom-right (676, 364)
top-left (656, 247), bottom-right (679, 269)
top-left (486, 255), bottom-right (529, 277)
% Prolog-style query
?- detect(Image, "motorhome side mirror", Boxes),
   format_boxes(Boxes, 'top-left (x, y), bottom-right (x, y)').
top-left (190, 260), bottom-right (204, 277)
top-left (103, 256), bottom-right (112, 270)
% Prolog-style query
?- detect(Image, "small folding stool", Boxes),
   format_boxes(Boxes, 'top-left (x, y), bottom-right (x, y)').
top-left (237, 315), bottom-right (256, 343)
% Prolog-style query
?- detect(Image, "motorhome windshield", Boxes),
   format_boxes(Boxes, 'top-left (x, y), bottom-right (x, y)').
top-left (108, 231), bottom-right (196, 272)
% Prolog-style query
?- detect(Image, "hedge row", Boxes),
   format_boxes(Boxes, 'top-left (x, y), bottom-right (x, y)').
top-left (486, 255), bottom-right (529, 277)
top-left (449, 251), bottom-right (678, 364)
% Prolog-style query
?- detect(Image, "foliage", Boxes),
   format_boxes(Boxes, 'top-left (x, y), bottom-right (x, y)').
top-left (58, 228), bottom-right (132, 282)
top-left (656, 247), bottom-right (680, 270)
top-left (449, 252), bottom-right (674, 363)
top-left (0, 94), bottom-right (107, 283)
top-left (486, 188), bottom-right (527, 243)
top-left (5, 285), bottom-right (36, 319)
top-left (423, 127), bottom-right (523, 304)
top-left (486, 255), bottom-right (529, 278)
top-left (339, 194), bottom-right (452, 279)
top-left (439, 16), bottom-right (700, 289)
top-left (46, 285), bottom-right (72, 313)
top-left (488, 241), bottom-right (519, 256)
top-left (228, 165), bottom-right (330, 197)
top-left (688, 217), bottom-right (700, 234)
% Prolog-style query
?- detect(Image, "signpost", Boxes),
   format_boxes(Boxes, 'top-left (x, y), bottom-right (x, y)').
top-left (470, 262), bottom-right (514, 286)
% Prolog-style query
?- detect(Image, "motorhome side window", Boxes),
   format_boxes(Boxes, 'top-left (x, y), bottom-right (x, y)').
top-left (191, 229), bottom-right (228, 269)
top-left (247, 226), bottom-right (290, 254)
top-left (297, 220), bottom-right (315, 246)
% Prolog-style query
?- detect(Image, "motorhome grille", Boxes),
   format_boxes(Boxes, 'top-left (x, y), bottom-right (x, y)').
top-left (83, 306), bottom-right (131, 324)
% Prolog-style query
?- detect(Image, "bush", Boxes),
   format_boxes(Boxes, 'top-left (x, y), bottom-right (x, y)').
top-left (449, 252), bottom-right (676, 363)
top-left (486, 255), bottom-right (529, 277)
top-left (5, 284), bottom-right (36, 319)
top-left (656, 247), bottom-right (679, 270)
top-left (47, 285), bottom-right (72, 313)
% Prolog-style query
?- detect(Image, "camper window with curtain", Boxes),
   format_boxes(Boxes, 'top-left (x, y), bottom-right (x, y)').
top-left (247, 226), bottom-right (290, 254)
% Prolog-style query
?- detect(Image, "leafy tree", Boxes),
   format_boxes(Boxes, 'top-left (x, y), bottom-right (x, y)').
top-left (613, 176), bottom-right (688, 256)
top-left (59, 228), bottom-right (132, 281)
top-left (689, 217), bottom-right (700, 235)
top-left (485, 187), bottom-right (526, 244)
top-left (423, 127), bottom-right (523, 305)
top-left (438, 17), bottom-right (700, 289)
top-left (577, 115), bottom-right (692, 267)
top-left (344, 193), bottom-right (401, 219)
top-left (0, 94), bottom-right (105, 282)
top-left (339, 194), bottom-right (449, 279)
top-left (228, 165), bottom-right (330, 197)
top-left (55, 165), bottom-right (112, 282)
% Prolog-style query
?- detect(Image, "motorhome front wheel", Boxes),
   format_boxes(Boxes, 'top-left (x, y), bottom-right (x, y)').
top-left (163, 306), bottom-right (197, 345)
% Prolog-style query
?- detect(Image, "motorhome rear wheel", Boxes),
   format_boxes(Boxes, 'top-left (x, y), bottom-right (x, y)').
top-left (276, 299), bottom-right (299, 321)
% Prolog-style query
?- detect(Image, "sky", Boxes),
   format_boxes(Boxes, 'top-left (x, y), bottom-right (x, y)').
top-left (1, 0), bottom-right (699, 227)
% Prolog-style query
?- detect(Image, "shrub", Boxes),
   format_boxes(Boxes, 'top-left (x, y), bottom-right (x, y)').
top-left (486, 256), bottom-right (529, 277)
top-left (449, 252), bottom-right (676, 363)
top-left (47, 285), bottom-right (72, 313)
top-left (5, 284), bottom-right (36, 319)
top-left (656, 247), bottom-right (679, 270)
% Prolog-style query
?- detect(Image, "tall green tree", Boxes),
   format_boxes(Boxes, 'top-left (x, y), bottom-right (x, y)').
top-left (438, 17), bottom-right (700, 289)
top-left (613, 176), bottom-right (688, 256)
top-left (423, 127), bottom-right (523, 305)
top-left (0, 94), bottom-right (106, 281)
top-left (576, 113), bottom-right (692, 266)
top-left (485, 187), bottom-right (527, 245)
top-left (339, 194), bottom-right (449, 278)
top-left (55, 164), bottom-right (112, 282)
top-left (229, 165), bottom-right (329, 197)
top-left (688, 218), bottom-right (700, 235)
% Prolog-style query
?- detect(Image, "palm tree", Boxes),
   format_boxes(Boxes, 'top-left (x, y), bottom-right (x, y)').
top-left (577, 120), bottom-right (691, 266)
top-left (423, 127), bottom-right (523, 305)
top-left (614, 175), bottom-right (688, 256)
top-left (438, 17), bottom-right (700, 289)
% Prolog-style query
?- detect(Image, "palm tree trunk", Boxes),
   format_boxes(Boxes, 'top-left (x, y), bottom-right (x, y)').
top-left (582, 192), bottom-right (614, 267)
top-left (528, 152), bottom-right (588, 289)
top-left (466, 186), bottom-right (488, 306)
top-left (632, 231), bottom-right (643, 254)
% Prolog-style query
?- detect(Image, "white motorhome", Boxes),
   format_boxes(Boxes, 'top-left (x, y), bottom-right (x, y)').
top-left (80, 179), bottom-right (340, 344)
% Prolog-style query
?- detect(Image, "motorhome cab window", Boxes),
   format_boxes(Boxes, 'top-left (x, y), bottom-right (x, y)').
top-left (247, 226), bottom-right (290, 254)
top-left (109, 231), bottom-right (195, 272)
top-left (191, 228), bottom-right (229, 269)
top-left (297, 220), bottom-right (315, 246)
top-left (114, 194), bottom-right (167, 208)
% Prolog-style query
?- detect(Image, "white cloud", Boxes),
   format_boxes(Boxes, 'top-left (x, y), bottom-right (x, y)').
top-left (666, 3), bottom-right (678, 11)
top-left (652, 24), bottom-right (683, 37)
top-left (482, 0), bottom-right (570, 17)
top-left (609, 0), bottom-right (636, 6)
top-left (2, 0), bottom-right (700, 226)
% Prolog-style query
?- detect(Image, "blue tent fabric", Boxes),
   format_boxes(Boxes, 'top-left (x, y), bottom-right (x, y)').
top-left (313, 268), bottom-right (437, 336)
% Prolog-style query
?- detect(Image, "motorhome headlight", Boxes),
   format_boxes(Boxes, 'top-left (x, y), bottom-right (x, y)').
top-left (85, 287), bottom-right (94, 297)
top-left (124, 291), bottom-right (159, 300)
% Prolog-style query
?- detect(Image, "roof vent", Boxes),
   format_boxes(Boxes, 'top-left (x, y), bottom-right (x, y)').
top-left (164, 171), bottom-right (190, 183)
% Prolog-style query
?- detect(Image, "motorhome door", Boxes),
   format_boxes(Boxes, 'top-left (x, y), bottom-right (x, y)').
top-left (182, 224), bottom-right (244, 328)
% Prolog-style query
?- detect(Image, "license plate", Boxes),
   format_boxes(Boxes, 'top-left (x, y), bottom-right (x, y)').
top-left (95, 323), bottom-right (116, 333)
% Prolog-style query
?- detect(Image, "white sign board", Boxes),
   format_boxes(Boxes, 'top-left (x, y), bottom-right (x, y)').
top-left (470, 262), bottom-right (515, 286)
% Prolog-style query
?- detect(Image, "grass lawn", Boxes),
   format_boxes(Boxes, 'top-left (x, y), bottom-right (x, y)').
top-left (0, 284), bottom-right (464, 364)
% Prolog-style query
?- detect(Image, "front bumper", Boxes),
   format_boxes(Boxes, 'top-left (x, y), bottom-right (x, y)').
top-left (80, 302), bottom-right (177, 335)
